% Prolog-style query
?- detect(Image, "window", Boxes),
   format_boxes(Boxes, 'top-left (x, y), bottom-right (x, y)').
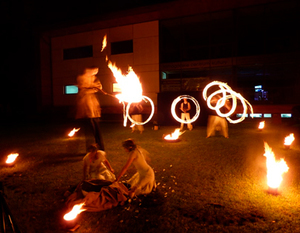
top-left (111, 40), bottom-right (133, 55)
top-left (64, 85), bottom-right (78, 94)
top-left (63, 45), bottom-right (93, 60)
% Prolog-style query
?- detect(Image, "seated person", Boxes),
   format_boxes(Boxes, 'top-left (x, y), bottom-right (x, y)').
top-left (83, 144), bottom-right (115, 182)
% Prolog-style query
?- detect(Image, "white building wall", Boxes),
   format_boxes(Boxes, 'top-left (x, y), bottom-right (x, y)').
top-left (50, 20), bottom-right (159, 110)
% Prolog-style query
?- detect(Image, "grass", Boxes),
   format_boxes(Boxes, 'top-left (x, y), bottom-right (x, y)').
top-left (1, 118), bottom-right (300, 233)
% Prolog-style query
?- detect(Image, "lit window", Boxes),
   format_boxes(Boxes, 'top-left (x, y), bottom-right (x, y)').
top-left (281, 113), bottom-right (292, 118)
top-left (250, 113), bottom-right (262, 118)
top-left (64, 85), bottom-right (78, 94)
top-left (263, 113), bottom-right (272, 118)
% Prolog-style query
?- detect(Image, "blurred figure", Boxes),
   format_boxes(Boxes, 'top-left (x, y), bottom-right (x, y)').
top-left (76, 67), bottom-right (107, 151)
top-left (83, 143), bottom-right (115, 182)
top-left (206, 94), bottom-right (230, 138)
top-left (180, 97), bottom-right (193, 131)
top-left (130, 102), bottom-right (144, 134)
top-left (115, 139), bottom-right (156, 198)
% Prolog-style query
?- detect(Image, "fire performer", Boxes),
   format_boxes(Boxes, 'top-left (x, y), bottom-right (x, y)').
top-left (115, 139), bottom-right (156, 198)
top-left (83, 144), bottom-right (115, 182)
top-left (130, 102), bottom-right (144, 134)
top-left (180, 97), bottom-right (193, 131)
top-left (206, 94), bottom-right (230, 138)
top-left (76, 67), bottom-right (107, 151)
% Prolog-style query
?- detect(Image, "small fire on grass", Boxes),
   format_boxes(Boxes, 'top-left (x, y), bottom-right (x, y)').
top-left (284, 133), bottom-right (295, 149)
top-left (258, 121), bottom-right (265, 131)
top-left (68, 128), bottom-right (80, 137)
top-left (164, 128), bottom-right (184, 142)
top-left (264, 142), bottom-right (289, 195)
top-left (63, 202), bottom-right (86, 230)
top-left (5, 153), bottom-right (19, 166)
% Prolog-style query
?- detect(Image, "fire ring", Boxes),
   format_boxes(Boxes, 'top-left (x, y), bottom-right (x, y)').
top-left (202, 81), bottom-right (253, 124)
top-left (171, 95), bottom-right (200, 124)
top-left (126, 95), bottom-right (155, 125)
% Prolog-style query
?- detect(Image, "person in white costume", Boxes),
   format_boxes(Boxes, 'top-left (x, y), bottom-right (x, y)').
top-left (115, 139), bottom-right (156, 198)
top-left (83, 144), bottom-right (115, 182)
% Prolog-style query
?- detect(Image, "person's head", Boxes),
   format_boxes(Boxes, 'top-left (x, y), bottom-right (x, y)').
top-left (122, 139), bottom-right (137, 152)
top-left (84, 67), bottom-right (99, 76)
top-left (87, 143), bottom-right (98, 153)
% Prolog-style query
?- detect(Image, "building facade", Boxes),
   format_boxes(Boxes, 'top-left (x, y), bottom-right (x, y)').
top-left (39, 0), bottom-right (300, 124)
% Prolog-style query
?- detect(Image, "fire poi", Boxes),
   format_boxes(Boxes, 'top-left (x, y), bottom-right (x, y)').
top-left (284, 133), bottom-right (295, 149)
top-left (203, 81), bottom-right (253, 124)
top-left (258, 121), bottom-right (265, 130)
top-left (164, 128), bottom-right (184, 142)
top-left (171, 95), bottom-right (200, 124)
top-left (5, 153), bottom-right (19, 166)
top-left (263, 142), bottom-right (289, 194)
top-left (101, 35), bottom-right (154, 127)
top-left (68, 128), bottom-right (80, 137)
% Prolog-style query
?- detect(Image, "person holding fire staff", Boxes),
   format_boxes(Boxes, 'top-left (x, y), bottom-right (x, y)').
top-left (115, 139), bottom-right (156, 198)
top-left (76, 67), bottom-right (108, 151)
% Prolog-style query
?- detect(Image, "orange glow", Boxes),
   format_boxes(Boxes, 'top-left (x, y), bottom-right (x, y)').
top-left (6, 153), bottom-right (19, 164)
top-left (258, 121), bottom-right (265, 130)
top-left (263, 142), bottom-right (289, 189)
top-left (63, 203), bottom-right (86, 221)
top-left (284, 133), bottom-right (295, 146)
top-left (107, 60), bottom-right (143, 103)
top-left (101, 35), bottom-right (107, 52)
top-left (68, 128), bottom-right (80, 137)
top-left (164, 128), bottom-right (184, 140)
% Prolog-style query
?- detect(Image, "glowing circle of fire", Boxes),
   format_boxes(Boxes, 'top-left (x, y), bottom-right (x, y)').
top-left (126, 96), bottom-right (155, 126)
top-left (63, 203), bottom-right (86, 221)
top-left (202, 81), bottom-right (253, 124)
top-left (6, 153), bottom-right (19, 164)
top-left (263, 142), bottom-right (289, 189)
top-left (171, 95), bottom-right (200, 124)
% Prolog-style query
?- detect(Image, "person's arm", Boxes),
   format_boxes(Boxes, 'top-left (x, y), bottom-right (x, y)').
top-left (115, 152), bottom-right (136, 182)
top-left (103, 159), bottom-right (114, 173)
top-left (187, 102), bottom-right (191, 111)
top-left (83, 161), bottom-right (88, 180)
top-left (180, 103), bottom-right (184, 112)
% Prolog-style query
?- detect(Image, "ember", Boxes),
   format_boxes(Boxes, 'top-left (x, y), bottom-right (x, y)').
top-left (263, 142), bottom-right (289, 193)
top-left (164, 128), bottom-right (184, 142)
top-left (64, 203), bottom-right (86, 221)
top-left (284, 133), bottom-right (295, 149)
top-left (258, 121), bottom-right (265, 130)
top-left (68, 128), bottom-right (80, 137)
top-left (5, 153), bottom-right (19, 165)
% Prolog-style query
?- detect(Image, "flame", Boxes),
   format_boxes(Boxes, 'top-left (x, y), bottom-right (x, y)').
top-left (101, 35), bottom-right (107, 52)
top-left (6, 153), bottom-right (19, 164)
top-left (68, 128), bottom-right (80, 137)
top-left (107, 60), bottom-right (143, 103)
top-left (164, 128), bottom-right (184, 140)
top-left (202, 81), bottom-right (253, 124)
top-left (63, 203), bottom-right (86, 221)
top-left (263, 142), bottom-right (289, 189)
top-left (284, 133), bottom-right (295, 146)
top-left (258, 121), bottom-right (265, 129)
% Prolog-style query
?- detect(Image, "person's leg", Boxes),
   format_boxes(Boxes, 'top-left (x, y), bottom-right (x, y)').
top-left (90, 118), bottom-right (105, 151)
